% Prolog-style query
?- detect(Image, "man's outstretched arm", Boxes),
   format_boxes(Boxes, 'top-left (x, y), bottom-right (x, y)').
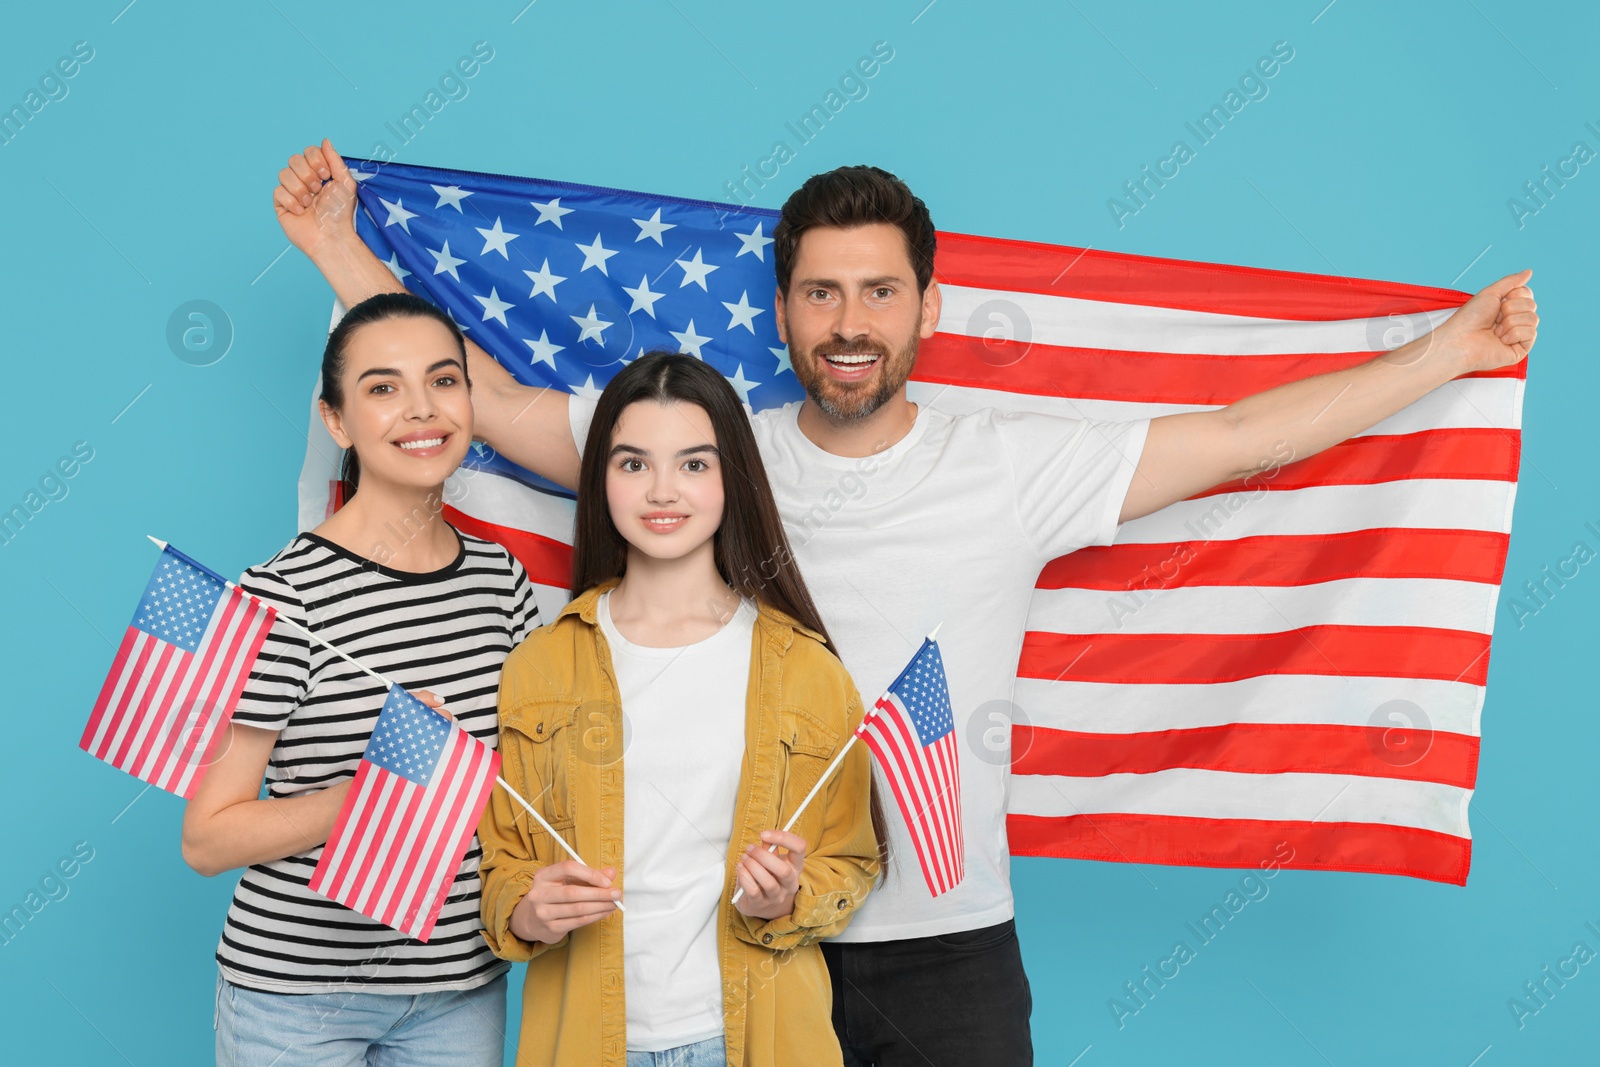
top-left (1118, 269), bottom-right (1538, 524)
top-left (274, 139), bottom-right (581, 489)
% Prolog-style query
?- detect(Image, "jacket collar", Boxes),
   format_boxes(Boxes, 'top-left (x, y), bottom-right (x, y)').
top-left (557, 577), bottom-right (828, 649)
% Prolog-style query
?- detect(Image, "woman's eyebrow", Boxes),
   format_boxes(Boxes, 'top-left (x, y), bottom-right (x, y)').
top-left (354, 357), bottom-right (465, 383)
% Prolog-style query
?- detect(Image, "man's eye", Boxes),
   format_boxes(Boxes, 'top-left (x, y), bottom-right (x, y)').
top-left (810, 289), bottom-right (831, 301)
top-left (874, 287), bottom-right (893, 299)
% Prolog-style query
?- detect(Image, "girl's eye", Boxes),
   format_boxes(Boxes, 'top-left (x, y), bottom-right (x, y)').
top-left (620, 458), bottom-right (646, 473)
top-left (683, 458), bottom-right (708, 472)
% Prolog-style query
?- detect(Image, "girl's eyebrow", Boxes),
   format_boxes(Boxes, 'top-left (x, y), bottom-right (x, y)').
top-left (607, 443), bottom-right (719, 458)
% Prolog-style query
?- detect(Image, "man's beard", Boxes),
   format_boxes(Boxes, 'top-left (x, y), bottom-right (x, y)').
top-left (795, 334), bottom-right (920, 422)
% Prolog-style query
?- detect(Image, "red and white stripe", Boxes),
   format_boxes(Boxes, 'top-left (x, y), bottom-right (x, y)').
top-left (310, 726), bottom-right (500, 941)
top-left (80, 587), bottom-right (276, 799)
top-left (924, 234), bottom-right (1519, 887)
top-left (299, 231), bottom-right (1521, 886)
top-left (858, 695), bottom-right (966, 897)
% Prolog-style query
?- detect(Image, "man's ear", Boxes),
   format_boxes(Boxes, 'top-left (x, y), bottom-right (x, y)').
top-left (773, 285), bottom-right (788, 345)
top-left (318, 398), bottom-right (353, 449)
top-left (919, 280), bottom-right (942, 340)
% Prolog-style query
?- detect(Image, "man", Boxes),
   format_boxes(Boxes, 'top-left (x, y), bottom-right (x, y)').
top-left (274, 139), bottom-right (1537, 1064)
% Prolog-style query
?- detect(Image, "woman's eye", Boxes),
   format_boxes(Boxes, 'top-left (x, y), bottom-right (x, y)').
top-left (369, 383), bottom-right (393, 395)
top-left (433, 375), bottom-right (458, 387)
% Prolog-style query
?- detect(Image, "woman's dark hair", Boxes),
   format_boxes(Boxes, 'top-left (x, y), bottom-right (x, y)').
top-left (320, 291), bottom-right (468, 505)
top-left (773, 165), bottom-right (937, 295)
top-left (573, 351), bottom-right (890, 877)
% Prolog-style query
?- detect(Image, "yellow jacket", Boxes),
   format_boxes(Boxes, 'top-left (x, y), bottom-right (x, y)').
top-left (479, 579), bottom-right (881, 1067)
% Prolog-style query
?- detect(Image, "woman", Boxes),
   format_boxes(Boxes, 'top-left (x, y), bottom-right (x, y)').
top-left (182, 292), bottom-right (537, 1066)
top-left (478, 352), bottom-right (887, 1067)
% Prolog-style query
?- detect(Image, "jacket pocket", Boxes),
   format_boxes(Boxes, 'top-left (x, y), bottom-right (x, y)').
top-left (504, 699), bottom-right (580, 832)
top-left (774, 705), bottom-right (842, 830)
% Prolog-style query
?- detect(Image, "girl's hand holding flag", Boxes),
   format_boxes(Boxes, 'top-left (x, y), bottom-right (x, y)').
top-left (733, 829), bottom-right (808, 920)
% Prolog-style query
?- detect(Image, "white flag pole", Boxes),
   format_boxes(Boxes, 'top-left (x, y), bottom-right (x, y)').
top-left (730, 623), bottom-right (943, 907)
top-left (149, 535), bottom-right (624, 910)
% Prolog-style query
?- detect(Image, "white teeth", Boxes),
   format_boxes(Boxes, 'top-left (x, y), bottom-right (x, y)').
top-left (826, 354), bottom-right (878, 365)
top-left (398, 437), bottom-right (445, 450)
top-left (647, 517), bottom-right (683, 525)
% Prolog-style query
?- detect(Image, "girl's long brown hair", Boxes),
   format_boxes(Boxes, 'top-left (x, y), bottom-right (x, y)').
top-left (572, 351), bottom-right (889, 879)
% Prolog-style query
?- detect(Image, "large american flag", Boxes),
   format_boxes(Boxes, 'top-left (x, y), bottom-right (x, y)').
top-left (859, 636), bottom-right (964, 897)
top-left (298, 157), bottom-right (1523, 886)
top-left (309, 684), bottom-right (500, 941)
top-left (80, 545), bottom-right (277, 798)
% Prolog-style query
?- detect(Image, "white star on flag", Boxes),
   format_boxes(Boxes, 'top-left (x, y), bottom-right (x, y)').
top-left (670, 319), bottom-right (711, 359)
top-left (735, 223), bottom-right (774, 260)
top-left (575, 234), bottom-right (619, 275)
top-left (474, 288), bottom-right (514, 327)
top-left (523, 329), bottom-right (565, 369)
top-left (632, 207), bottom-right (675, 245)
top-left (476, 217), bottom-right (520, 258)
top-left (722, 291), bottom-right (765, 333)
top-left (726, 364), bottom-right (760, 403)
top-left (385, 253), bottom-right (411, 282)
top-left (431, 184), bottom-right (473, 211)
top-left (675, 248), bottom-right (719, 290)
top-left (380, 197), bottom-right (417, 233)
top-left (523, 259), bottom-right (565, 302)
top-left (429, 241), bottom-right (466, 282)
top-left (571, 304), bottom-right (613, 344)
top-left (530, 197), bottom-right (574, 228)
top-left (769, 345), bottom-right (793, 377)
top-left (623, 275), bottom-right (665, 318)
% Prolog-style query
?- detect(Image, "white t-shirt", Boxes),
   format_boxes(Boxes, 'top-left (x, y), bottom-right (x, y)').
top-left (597, 591), bottom-right (756, 1052)
top-left (574, 397), bottom-right (1149, 942)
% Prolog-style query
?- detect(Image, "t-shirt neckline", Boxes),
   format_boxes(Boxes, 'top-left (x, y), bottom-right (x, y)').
top-left (778, 400), bottom-right (933, 470)
top-left (597, 591), bottom-right (756, 660)
top-left (298, 528), bottom-right (468, 584)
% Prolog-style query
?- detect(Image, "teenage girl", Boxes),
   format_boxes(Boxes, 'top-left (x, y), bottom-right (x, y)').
top-left (478, 352), bottom-right (887, 1067)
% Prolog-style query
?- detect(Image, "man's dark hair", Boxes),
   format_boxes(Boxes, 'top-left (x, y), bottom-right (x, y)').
top-left (773, 165), bottom-right (936, 294)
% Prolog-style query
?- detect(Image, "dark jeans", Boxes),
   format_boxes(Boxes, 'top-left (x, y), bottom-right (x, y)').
top-left (822, 918), bottom-right (1033, 1067)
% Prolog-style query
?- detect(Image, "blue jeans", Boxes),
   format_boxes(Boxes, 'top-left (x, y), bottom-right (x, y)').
top-left (215, 969), bottom-right (506, 1067)
top-left (626, 1034), bottom-right (727, 1067)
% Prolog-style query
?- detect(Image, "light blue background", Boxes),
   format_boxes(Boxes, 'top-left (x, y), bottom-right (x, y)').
top-left (3, 1), bottom-right (1594, 1063)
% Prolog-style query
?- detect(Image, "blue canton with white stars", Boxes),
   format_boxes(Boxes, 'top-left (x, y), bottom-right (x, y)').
top-left (132, 550), bottom-right (225, 653)
top-left (347, 158), bottom-right (805, 490)
top-left (365, 685), bottom-right (452, 786)
top-left (888, 641), bottom-right (954, 747)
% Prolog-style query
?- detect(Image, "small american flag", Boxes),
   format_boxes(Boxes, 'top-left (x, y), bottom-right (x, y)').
top-left (859, 637), bottom-right (965, 898)
top-left (310, 684), bottom-right (500, 941)
top-left (80, 545), bottom-right (277, 799)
